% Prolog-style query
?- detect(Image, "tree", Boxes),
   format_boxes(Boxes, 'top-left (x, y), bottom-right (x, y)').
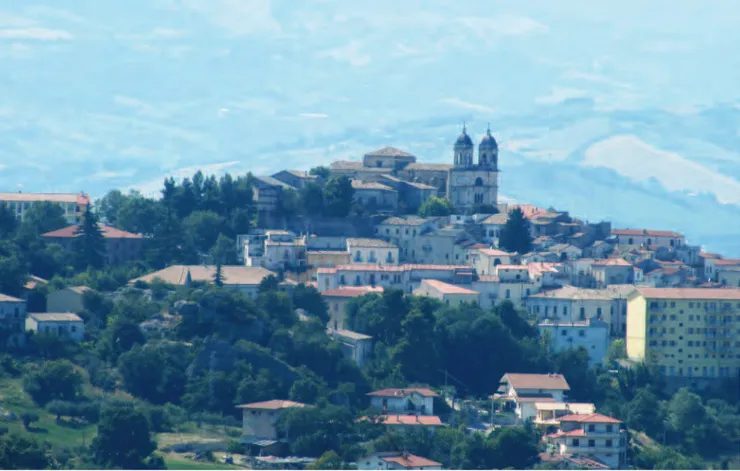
top-left (97, 189), bottom-right (125, 225)
top-left (605, 339), bottom-right (627, 366)
top-left (96, 316), bottom-right (146, 362)
top-left (73, 206), bottom-right (106, 270)
top-left (299, 183), bottom-right (325, 217)
top-left (16, 201), bottom-right (67, 236)
top-left (488, 426), bottom-right (539, 470)
top-left (499, 208), bottom-right (532, 254)
top-left (20, 412), bottom-right (39, 430)
top-left (0, 434), bottom-right (51, 469)
top-left (0, 241), bottom-right (26, 297)
top-left (323, 177), bottom-right (354, 218)
top-left (209, 234), bottom-right (237, 265)
top-left (22, 360), bottom-right (84, 405)
top-left (293, 284), bottom-right (329, 324)
top-left (0, 204), bottom-right (16, 238)
top-left (116, 191), bottom-right (163, 236)
top-left (309, 451), bottom-right (345, 470)
top-left (418, 196), bottom-right (452, 217)
top-left (625, 388), bottom-right (665, 437)
top-left (184, 210), bottom-right (225, 253)
top-left (309, 166), bottom-right (331, 180)
top-left (91, 403), bottom-right (157, 469)
top-left (213, 264), bottom-right (224, 287)
top-left (277, 188), bottom-right (299, 221)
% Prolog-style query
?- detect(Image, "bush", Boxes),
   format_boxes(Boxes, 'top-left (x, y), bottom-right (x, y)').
top-left (0, 354), bottom-right (20, 376)
top-left (226, 440), bottom-right (247, 455)
top-left (20, 411), bottom-right (39, 429)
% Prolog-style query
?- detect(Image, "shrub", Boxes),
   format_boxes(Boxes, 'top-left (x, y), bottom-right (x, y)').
top-left (20, 411), bottom-right (40, 429)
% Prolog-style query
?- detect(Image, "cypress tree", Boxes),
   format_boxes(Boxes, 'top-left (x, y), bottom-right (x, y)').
top-left (74, 207), bottom-right (106, 270)
top-left (499, 208), bottom-right (533, 254)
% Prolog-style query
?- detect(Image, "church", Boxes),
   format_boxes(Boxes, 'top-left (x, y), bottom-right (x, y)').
top-left (446, 124), bottom-right (499, 212)
top-left (327, 124), bottom-right (500, 213)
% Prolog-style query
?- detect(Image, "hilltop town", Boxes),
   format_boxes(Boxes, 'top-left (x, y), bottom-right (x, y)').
top-left (0, 125), bottom-right (738, 470)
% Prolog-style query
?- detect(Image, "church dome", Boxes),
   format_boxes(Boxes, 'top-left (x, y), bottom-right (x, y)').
top-left (455, 126), bottom-right (473, 147)
top-left (479, 126), bottom-right (498, 149)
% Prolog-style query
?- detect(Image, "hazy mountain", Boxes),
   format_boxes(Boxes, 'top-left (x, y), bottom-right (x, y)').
top-left (0, 0), bottom-right (738, 256)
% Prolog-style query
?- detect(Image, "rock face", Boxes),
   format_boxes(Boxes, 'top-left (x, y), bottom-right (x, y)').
top-left (186, 337), bottom-right (299, 384)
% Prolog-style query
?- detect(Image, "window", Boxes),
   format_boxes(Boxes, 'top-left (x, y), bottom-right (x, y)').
top-left (572, 439), bottom-right (580, 447)
top-left (606, 425), bottom-right (613, 433)
top-left (606, 439), bottom-right (613, 447)
top-left (587, 424), bottom-right (595, 432)
top-left (578, 330), bottom-right (585, 337)
top-left (505, 289), bottom-right (510, 299)
top-left (561, 329), bottom-right (567, 336)
top-left (588, 440), bottom-right (595, 447)
top-left (579, 307), bottom-right (585, 320)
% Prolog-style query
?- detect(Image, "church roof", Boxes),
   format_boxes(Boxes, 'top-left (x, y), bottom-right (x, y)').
top-left (365, 146), bottom-right (415, 158)
top-left (480, 127), bottom-right (498, 148)
top-left (455, 131), bottom-right (473, 147)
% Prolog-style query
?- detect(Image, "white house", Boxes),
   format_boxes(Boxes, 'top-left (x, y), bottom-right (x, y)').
top-left (548, 244), bottom-right (583, 261)
top-left (533, 402), bottom-right (596, 431)
top-left (358, 452), bottom-right (442, 470)
top-left (26, 313), bottom-right (84, 342)
top-left (0, 293), bottom-right (26, 348)
top-left (237, 400), bottom-right (308, 439)
top-left (611, 228), bottom-right (685, 248)
top-left (414, 279), bottom-right (479, 307)
top-left (545, 413), bottom-right (627, 469)
top-left (497, 373), bottom-right (571, 422)
top-left (330, 329), bottom-right (373, 367)
top-left (368, 388), bottom-right (437, 415)
top-left (346, 238), bottom-right (400, 266)
top-left (526, 285), bottom-right (614, 326)
top-left (375, 216), bottom-right (437, 261)
top-left (470, 248), bottom-right (521, 275)
top-left (317, 264), bottom-right (473, 295)
top-left (539, 318), bottom-right (610, 366)
top-left (480, 212), bottom-right (510, 247)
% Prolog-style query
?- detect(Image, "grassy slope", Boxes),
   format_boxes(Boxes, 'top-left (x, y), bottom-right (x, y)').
top-left (0, 376), bottom-right (97, 448)
top-left (158, 453), bottom-right (242, 470)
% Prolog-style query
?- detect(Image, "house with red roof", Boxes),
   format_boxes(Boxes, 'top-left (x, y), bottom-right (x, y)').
top-left (497, 373), bottom-right (571, 422)
top-left (545, 413), bottom-right (626, 469)
top-left (413, 279), bottom-right (479, 307)
top-left (358, 451), bottom-right (443, 470)
top-left (43, 223), bottom-right (144, 265)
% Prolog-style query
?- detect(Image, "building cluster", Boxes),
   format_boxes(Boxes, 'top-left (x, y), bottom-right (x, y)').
top-left (2, 125), bottom-right (740, 470)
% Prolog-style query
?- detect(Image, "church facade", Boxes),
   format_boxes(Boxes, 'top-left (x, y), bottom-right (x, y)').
top-left (446, 125), bottom-right (499, 213)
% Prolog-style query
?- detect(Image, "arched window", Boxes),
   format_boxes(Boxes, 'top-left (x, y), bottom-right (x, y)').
top-left (369, 250), bottom-right (376, 262)
top-left (355, 250), bottom-right (362, 262)
top-left (475, 177), bottom-right (483, 187)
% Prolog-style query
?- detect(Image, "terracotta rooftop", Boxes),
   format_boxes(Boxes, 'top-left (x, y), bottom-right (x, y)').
top-left (547, 428), bottom-right (587, 438)
top-left (529, 286), bottom-right (612, 301)
top-left (558, 413), bottom-right (622, 424)
top-left (635, 287), bottom-right (740, 300)
top-left (714, 259), bottom-right (740, 266)
top-left (365, 146), bottom-right (415, 158)
top-left (478, 248), bottom-right (515, 257)
top-left (318, 263), bottom-right (469, 274)
top-left (420, 279), bottom-right (478, 295)
top-left (363, 414), bottom-right (443, 426)
top-left (131, 265), bottom-right (275, 286)
top-left (24, 275), bottom-right (48, 291)
top-left (380, 453), bottom-right (442, 469)
top-left (43, 223), bottom-right (143, 239)
top-left (591, 258), bottom-right (632, 267)
top-left (404, 162), bottom-right (453, 171)
top-left (380, 216), bottom-right (429, 226)
top-left (322, 286), bottom-right (384, 297)
top-left (501, 373), bottom-right (571, 391)
top-left (0, 192), bottom-right (89, 204)
top-left (612, 228), bottom-right (683, 238)
top-left (0, 293), bottom-right (23, 302)
top-left (368, 388), bottom-right (438, 398)
top-left (236, 400), bottom-right (308, 410)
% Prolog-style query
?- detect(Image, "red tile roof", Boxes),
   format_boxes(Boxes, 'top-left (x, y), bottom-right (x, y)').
top-left (43, 223), bottom-right (142, 239)
top-left (635, 287), bottom-right (740, 300)
top-left (420, 279), bottom-right (478, 295)
top-left (236, 400), bottom-right (308, 410)
top-left (322, 286), bottom-right (384, 298)
top-left (478, 248), bottom-right (515, 257)
top-left (501, 373), bottom-right (571, 391)
top-left (592, 258), bottom-right (632, 267)
top-left (612, 228), bottom-right (683, 238)
top-left (547, 428), bottom-right (587, 438)
top-left (361, 414), bottom-right (443, 426)
top-left (368, 388), bottom-right (438, 398)
top-left (318, 264), bottom-right (469, 274)
top-left (381, 453), bottom-right (442, 469)
top-left (558, 413), bottom-right (622, 424)
top-left (714, 259), bottom-right (740, 266)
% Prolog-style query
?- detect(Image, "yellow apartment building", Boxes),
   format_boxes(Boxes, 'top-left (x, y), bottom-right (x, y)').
top-left (627, 288), bottom-right (740, 382)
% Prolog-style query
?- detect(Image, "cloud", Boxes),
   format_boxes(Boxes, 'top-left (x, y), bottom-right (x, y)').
top-left (84, 169), bottom-right (137, 182)
top-left (440, 98), bottom-right (495, 114)
top-left (181, 0), bottom-right (280, 35)
top-left (563, 70), bottom-right (632, 90)
top-left (299, 113), bottom-right (329, 119)
top-left (458, 15), bottom-right (549, 38)
top-left (535, 87), bottom-right (590, 105)
top-left (320, 41), bottom-right (370, 66)
top-left (113, 95), bottom-right (167, 119)
top-left (0, 27), bottom-right (72, 40)
top-left (0, 42), bottom-right (33, 59)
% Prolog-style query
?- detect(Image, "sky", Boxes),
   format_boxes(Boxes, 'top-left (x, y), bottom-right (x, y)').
top-left (0, 0), bottom-right (739, 255)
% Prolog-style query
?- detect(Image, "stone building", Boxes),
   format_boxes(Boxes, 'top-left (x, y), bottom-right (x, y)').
top-left (447, 125), bottom-right (499, 213)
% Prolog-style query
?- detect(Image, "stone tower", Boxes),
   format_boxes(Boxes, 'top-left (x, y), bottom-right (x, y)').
top-left (446, 124), bottom-right (499, 213)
